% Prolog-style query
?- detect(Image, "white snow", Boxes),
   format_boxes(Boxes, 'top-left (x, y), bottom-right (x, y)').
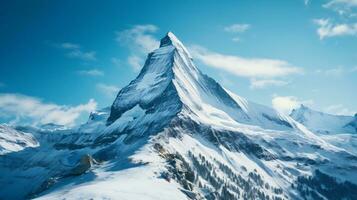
top-left (136, 72), bottom-right (160, 90)
top-left (290, 105), bottom-right (356, 134)
top-left (0, 125), bottom-right (38, 155)
top-left (36, 144), bottom-right (188, 200)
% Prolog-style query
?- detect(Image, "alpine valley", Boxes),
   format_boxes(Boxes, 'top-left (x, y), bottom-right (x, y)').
top-left (1, 33), bottom-right (356, 200)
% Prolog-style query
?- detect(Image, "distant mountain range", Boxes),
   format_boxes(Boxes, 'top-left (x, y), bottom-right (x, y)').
top-left (290, 104), bottom-right (357, 134)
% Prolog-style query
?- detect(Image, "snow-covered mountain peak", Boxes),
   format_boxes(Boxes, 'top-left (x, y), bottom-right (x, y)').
top-left (160, 32), bottom-right (180, 47)
top-left (298, 104), bottom-right (309, 110)
top-left (290, 104), bottom-right (357, 134)
top-left (107, 33), bottom-right (183, 124)
top-left (108, 33), bottom-right (296, 131)
top-left (160, 31), bottom-right (192, 59)
top-left (108, 32), bottom-right (250, 128)
top-left (290, 104), bottom-right (311, 119)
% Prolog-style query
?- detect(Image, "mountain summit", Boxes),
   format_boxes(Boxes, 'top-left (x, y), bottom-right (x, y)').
top-left (108, 32), bottom-right (294, 132)
top-left (290, 104), bottom-right (357, 134)
top-left (107, 32), bottom-right (250, 129)
top-left (1, 32), bottom-right (357, 200)
top-left (159, 32), bottom-right (191, 52)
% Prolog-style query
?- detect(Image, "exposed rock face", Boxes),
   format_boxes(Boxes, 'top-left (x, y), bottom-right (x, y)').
top-left (70, 154), bottom-right (97, 176)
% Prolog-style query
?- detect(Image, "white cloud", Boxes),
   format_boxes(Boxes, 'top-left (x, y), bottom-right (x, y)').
top-left (324, 0), bottom-right (357, 15)
top-left (127, 55), bottom-right (143, 72)
top-left (314, 18), bottom-right (357, 39)
top-left (272, 95), bottom-right (313, 114)
top-left (67, 50), bottom-right (96, 61)
top-left (111, 57), bottom-right (122, 67)
top-left (96, 83), bottom-right (120, 99)
top-left (60, 42), bottom-right (80, 49)
top-left (325, 0), bottom-right (357, 7)
top-left (57, 42), bottom-right (97, 61)
top-left (325, 104), bottom-right (356, 115)
top-left (116, 24), bottom-right (159, 53)
top-left (77, 69), bottom-right (104, 76)
top-left (190, 45), bottom-right (302, 78)
top-left (324, 67), bottom-right (344, 76)
top-left (250, 79), bottom-right (288, 89)
top-left (224, 24), bottom-right (250, 42)
top-left (0, 93), bottom-right (97, 127)
top-left (315, 66), bottom-right (349, 76)
top-left (116, 24), bottom-right (159, 71)
top-left (224, 24), bottom-right (251, 33)
top-left (232, 37), bottom-right (241, 42)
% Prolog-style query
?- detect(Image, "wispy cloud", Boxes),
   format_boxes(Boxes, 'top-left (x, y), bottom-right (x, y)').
top-left (96, 83), bottom-right (120, 99)
top-left (224, 24), bottom-right (251, 33)
top-left (56, 42), bottom-right (97, 61)
top-left (250, 79), bottom-right (288, 89)
top-left (116, 25), bottom-right (159, 71)
top-left (224, 23), bottom-right (251, 42)
top-left (77, 69), bottom-right (104, 76)
top-left (111, 57), bottom-right (122, 67)
top-left (67, 50), bottom-right (96, 61)
top-left (314, 18), bottom-right (357, 39)
top-left (0, 93), bottom-right (96, 127)
top-left (272, 95), bottom-right (313, 114)
top-left (324, 66), bottom-right (345, 76)
top-left (324, 104), bottom-right (356, 115)
top-left (116, 24), bottom-right (159, 53)
top-left (190, 46), bottom-right (301, 89)
top-left (127, 55), bottom-right (143, 72)
top-left (325, 0), bottom-right (357, 7)
top-left (323, 0), bottom-right (357, 15)
top-left (232, 37), bottom-right (241, 42)
top-left (315, 66), bottom-right (357, 76)
top-left (60, 42), bottom-right (80, 49)
top-left (190, 45), bottom-right (302, 78)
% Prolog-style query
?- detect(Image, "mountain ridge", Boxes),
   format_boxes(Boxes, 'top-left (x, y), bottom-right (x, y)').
top-left (290, 104), bottom-right (357, 134)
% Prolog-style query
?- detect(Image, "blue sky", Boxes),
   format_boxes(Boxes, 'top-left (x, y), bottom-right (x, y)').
top-left (0, 0), bottom-right (356, 126)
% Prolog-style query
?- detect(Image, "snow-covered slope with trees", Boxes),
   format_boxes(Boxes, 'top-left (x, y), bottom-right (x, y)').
top-left (1, 32), bottom-right (356, 200)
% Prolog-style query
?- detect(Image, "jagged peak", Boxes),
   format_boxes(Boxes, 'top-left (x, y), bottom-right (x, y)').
top-left (160, 31), bottom-right (179, 47)
top-left (108, 32), bottom-right (244, 125)
top-left (291, 104), bottom-right (310, 114)
top-left (159, 31), bottom-right (192, 59)
top-left (299, 104), bottom-right (309, 110)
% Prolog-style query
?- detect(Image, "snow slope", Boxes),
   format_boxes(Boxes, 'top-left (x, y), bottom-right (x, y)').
top-left (35, 143), bottom-right (189, 200)
top-left (0, 124), bottom-right (38, 155)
